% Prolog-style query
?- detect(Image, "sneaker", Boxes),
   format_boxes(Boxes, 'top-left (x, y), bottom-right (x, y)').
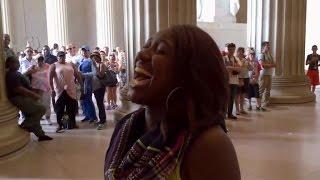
top-left (256, 107), bottom-right (261, 111)
top-left (228, 115), bottom-right (237, 120)
top-left (97, 123), bottom-right (106, 130)
top-left (236, 111), bottom-right (240, 115)
top-left (38, 135), bottom-right (53, 141)
top-left (56, 126), bottom-right (65, 133)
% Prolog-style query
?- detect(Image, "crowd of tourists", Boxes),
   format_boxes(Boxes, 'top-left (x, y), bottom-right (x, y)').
top-left (3, 34), bottom-right (127, 141)
top-left (222, 42), bottom-right (275, 120)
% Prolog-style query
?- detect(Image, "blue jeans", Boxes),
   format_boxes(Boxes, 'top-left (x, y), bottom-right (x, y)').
top-left (81, 90), bottom-right (97, 120)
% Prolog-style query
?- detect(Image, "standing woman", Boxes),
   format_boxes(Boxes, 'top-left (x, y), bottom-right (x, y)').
top-left (79, 46), bottom-right (97, 122)
top-left (106, 52), bottom-right (119, 110)
top-left (49, 51), bottom-right (82, 133)
top-left (247, 48), bottom-right (264, 111)
top-left (31, 56), bottom-right (52, 125)
top-left (104, 25), bottom-right (240, 179)
top-left (90, 52), bottom-right (107, 130)
top-left (236, 47), bottom-right (251, 114)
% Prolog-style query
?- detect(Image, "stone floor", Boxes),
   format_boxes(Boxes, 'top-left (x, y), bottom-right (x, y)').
top-left (1, 91), bottom-right (320, 180)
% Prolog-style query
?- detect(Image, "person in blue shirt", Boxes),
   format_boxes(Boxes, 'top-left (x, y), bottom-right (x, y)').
top-left (79, 45), bottom-right (97, 122)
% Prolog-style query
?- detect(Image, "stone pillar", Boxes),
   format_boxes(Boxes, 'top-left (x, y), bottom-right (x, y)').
top-left (247, 0), bottom-right (315, 103)
top-left (1, 0), bottom-right (12, 36)
top-left (114, 0), bottom-right (196, 120)
top-left (45, 0), bottom-right (69, 46)
top-left (96, 0), bottom-right (125, 50)
top-left (0, 11), bottom-right (30, 157)
top-left (197, 0), bottom-right (236, 23)
top-left (124, 0), bottom-right (196, 80)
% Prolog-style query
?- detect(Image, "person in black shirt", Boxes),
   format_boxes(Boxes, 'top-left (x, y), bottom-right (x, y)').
top-left (42, 45), bottom-right (57, 65)
top-left (5, 56), bottom-right (53, 141)
top-left (306, 45), bottom-right (320, 92)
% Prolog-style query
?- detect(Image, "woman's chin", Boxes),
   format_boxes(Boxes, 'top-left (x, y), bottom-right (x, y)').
top-left (128, 88), bottom-right (147, 105)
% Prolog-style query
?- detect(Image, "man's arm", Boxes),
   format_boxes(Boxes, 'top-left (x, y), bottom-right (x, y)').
top-left (48, 64), bottom-right (56, 97)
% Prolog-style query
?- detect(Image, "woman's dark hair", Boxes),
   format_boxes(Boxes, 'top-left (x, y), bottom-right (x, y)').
top-left (227, 43), bottom-right (236, 49)
top-left (168, 25), bottom-right (229, 133)
top-left (237, 47), bottom-right (245, 53)
top-left (261, 41), bottom-right (269, 49)
top-left (90, 52), bottom-right (101, 60)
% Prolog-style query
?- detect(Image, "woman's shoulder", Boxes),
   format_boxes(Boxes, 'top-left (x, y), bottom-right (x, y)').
top-left (181, 126), bottom-right (240, 180)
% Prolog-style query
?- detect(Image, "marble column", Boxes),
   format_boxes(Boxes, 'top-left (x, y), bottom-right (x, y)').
top-left (1, 0), bottom-right (12, 36)
top-left (197, 0), bottom-right (236, 23)
top-left (0, 12), bottom-right (30, 157)
top-left (45, 0), bottom-right (69, 46)
top-left (124, 0), bottom-right (196, 79)
top-left (96, 0), bottom-right (125, 50)
top-left (114, 0), bottom-right (196, 120)
top-left (247, 0), bottom-right (315, 103)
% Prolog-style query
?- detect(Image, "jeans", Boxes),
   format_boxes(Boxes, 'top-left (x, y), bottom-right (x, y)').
top-left (54, 91), bottom-right (78, 128)
top-left (94, 87), bottom-right (106, 124)
top-left (81, 90), bottom-right (97, 120)
top-left (10, 96), bottom-right (46, 137)
top-left (228, 84), bottom-right (239, 116)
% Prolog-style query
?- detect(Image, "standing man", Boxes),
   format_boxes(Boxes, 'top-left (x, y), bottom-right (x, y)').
top-left (49, 51), bottom-right (82, 132)
top-left (20, 47), bottom-right (37, 81)
top-left (66, 43), bottom-right (80, 66)
top-left (3, 34), bottom-right (15, 59)
top-left (224, 43), bottom-right (241, 119)
top-left (42, 45), bottom-right (57, 65)
top-left (306, 45), bottom-right (320, 92)
top-left (258, 41), bottom-right (276, 108)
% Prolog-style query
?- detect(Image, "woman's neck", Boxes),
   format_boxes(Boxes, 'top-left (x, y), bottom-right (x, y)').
top-left (145, 105), bottom-right (166, 132)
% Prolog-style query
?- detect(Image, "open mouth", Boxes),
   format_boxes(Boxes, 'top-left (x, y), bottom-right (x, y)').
top-left (131, 67), bottom-right (153, 87)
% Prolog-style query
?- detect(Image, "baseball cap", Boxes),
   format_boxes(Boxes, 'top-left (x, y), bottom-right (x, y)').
top-left (81, 45), bottom-right (90, 51)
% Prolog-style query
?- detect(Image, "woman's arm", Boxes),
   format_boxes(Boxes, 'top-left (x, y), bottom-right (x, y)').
top-left (181, 126), bottom-right (241, 180)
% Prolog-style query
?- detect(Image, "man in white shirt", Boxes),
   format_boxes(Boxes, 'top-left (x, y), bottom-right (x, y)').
top-left (258, 41), bottom-right (276, 108)
top-left (224, 43), bottom-right (241, 119)
top-left (20, 47), bottom-right (37, 79)
top-left (66, 43), bottom-right (80, 66)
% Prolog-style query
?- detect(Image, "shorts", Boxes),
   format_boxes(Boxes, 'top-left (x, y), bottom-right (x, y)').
top-left (307, 70), bottom-right (319, 86)
top-left (239, 78), bottom-right (250, 94)
top-left (248, 83), bottom-right (260, 99)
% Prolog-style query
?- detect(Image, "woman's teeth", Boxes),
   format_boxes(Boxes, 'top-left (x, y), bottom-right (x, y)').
top-left (134, 67), bottom-right (152, 78)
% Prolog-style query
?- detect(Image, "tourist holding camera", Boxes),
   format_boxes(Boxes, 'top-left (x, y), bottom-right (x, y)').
top-left (224, 43), bottom-right (241, 120)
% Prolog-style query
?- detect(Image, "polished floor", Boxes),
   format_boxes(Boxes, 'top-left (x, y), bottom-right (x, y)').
top-left (1, 91), bottom-right (320, 180)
